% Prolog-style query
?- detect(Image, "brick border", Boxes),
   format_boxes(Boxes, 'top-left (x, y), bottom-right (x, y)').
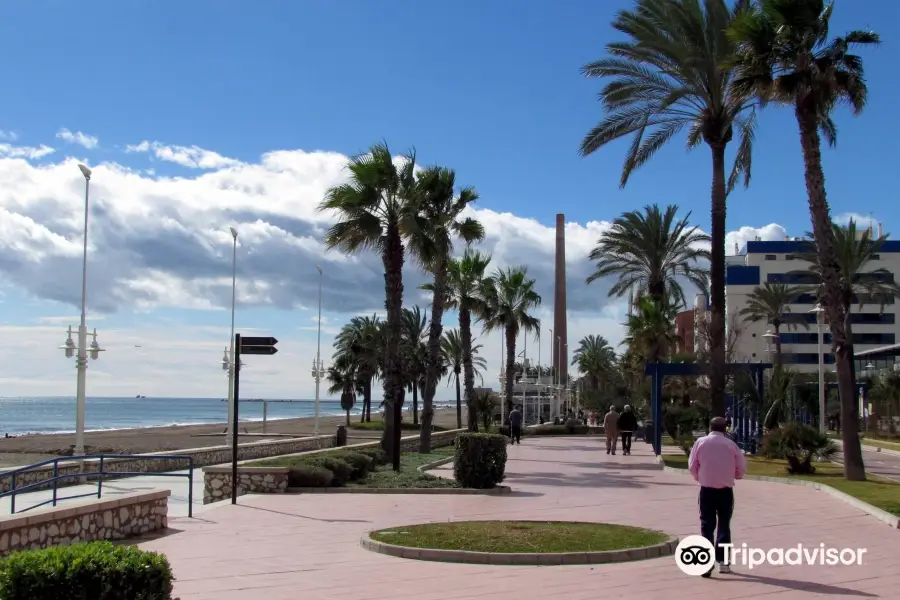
top-left (657, 457), bottom-right (900, 529)
top-left (359, 527), bottom-right (678, 565)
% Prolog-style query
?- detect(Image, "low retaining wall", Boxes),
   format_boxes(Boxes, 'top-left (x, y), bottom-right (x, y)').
top-left (0, 434), bottom-right (335, 494)
top-left (203, 429), bottom-right (463, 503)
top-left (0, 489), bottom-right (170, 556)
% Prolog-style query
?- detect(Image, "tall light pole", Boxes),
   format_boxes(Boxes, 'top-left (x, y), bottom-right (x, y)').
top-left (810, 304), bottom-right (826, 433)
top-left (226, 227), bottom-right (238, 437)
top-left (312, 265), bottom-right (324, 436)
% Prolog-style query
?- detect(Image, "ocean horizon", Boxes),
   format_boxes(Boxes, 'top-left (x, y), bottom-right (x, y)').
top-left (0, 396), bottom-right (457, 436)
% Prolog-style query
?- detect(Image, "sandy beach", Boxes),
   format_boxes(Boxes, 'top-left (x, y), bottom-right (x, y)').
top-left (0, 407), bottom-right (466, 469)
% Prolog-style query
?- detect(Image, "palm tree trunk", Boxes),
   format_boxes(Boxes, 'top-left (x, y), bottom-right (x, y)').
top-left (381, 223), bottom-right (405, 471)
top-left (505, 326), bottom-right (516, 417)
top-left (455, 370), bottom-right (462, 429)
top-left (708, 142), bottom-right (728, 418)
top-left (420, 259), bottom-right (448, 452)
top-left (460, 307), bottom-right (478, 432)
top-left (412, 384), bottom-right (419, 426)
top-left (795, 105), bottom-right (864, 481)
top-left (346, 410), bottom-right (350, 426)
top-left (362, 378), bottom-right (372, 423)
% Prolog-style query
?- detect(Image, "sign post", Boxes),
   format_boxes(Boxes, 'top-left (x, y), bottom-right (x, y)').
top-left (231, 334), bottom-right (279, 504)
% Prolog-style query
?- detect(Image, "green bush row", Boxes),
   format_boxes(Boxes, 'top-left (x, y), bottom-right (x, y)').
top-left (0, 542), bottom-right (173, 600)
top-left (530, 423), bottom-right (599, 435)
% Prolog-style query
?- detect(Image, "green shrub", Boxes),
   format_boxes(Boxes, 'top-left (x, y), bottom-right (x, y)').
top-left (0, 541), bottom-right (173, 600)
top-left (760, 428), bottom-right (785, 459)
top-left (357, 447), bottom-right (388, 466)
top-left (677, 435), bottom-right (695, 457)
top-left (302, 456), bottom-right (353, 486)
top-left (332, 451), bottom-right (374, 480)
top-left (776, 422), bottom-right (838, 475)
top-left (532, 424), bottom-right (591, 435)
top-left (453, 433), bottom-right (507, 489)
top-left (287, 464), bottom-right (333, 487)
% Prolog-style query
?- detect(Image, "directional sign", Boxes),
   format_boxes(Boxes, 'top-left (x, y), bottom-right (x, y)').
top-left (242, 336), bottom-right (278, 347)
top-left (241, 345), bottom-right (279, 355)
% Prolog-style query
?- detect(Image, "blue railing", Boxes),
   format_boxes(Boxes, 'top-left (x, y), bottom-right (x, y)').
top-left (0, 454), bottom-right (193, 517)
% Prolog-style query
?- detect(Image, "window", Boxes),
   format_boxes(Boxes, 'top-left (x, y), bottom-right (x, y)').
top-left (782, 333), bottom-right (897, 345)
top-left (871, 254), bottom-right (881, 260)
top-left (768, 272), bottom-right (820, 285)
top-left (783, 353), bottom-right (835, 365)
top-left (780, 333), bottom-right (819, 344)
top-left (789, 293), bottom-right (894, 305)
top-left (781, 312), bottom-right (896, 325)
top-left (765, 254), bottom-right (777, 260)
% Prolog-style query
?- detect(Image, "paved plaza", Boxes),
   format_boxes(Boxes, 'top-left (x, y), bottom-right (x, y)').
top-left (136, 436), bottom-right (900, 599)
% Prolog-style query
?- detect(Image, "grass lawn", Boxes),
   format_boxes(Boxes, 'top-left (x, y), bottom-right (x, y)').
top-left (348, 420), bottom-right (447, 432)
top-left (369, 521), bottom-right (669, 554)
top-left (348, 446), bottom-right (458, 490)
top-left (663, 454), bottom-right (900, 517)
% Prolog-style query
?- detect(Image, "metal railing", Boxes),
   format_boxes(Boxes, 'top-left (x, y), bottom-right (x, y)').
top-left (0, 454), bottom-right (194, 517)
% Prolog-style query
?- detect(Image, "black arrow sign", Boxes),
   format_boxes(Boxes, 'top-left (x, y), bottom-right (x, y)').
top-left (241, 346), bottom-right (279, 356)
top-left (242, 336), bottom-right (278, 347)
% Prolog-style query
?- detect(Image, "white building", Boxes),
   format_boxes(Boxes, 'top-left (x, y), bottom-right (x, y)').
top-left (725, 230), bottom-right (900, 373)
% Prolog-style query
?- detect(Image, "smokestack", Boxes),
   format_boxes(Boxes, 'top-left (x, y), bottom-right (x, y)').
top-left (878, 222), bottom-right (883, 238)
top-left (734, 242), bottom-right (739, 255)
top-left (553, 214), bottom-right (568, 387)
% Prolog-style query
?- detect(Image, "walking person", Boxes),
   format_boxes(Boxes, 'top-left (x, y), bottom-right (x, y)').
top-left (688, 416), bottom-right (746, 577)
top-left (603, 405), bottom-right (619, 455)
top-left (508, 404), bottom-right (523, 445)
top-left (617, 404), bottom-right (637, 455)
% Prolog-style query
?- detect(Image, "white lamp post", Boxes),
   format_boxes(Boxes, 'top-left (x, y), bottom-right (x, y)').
top-left (312, 265), bottom-right (324, 436)
top-left (225, 226), bottom-right (238, 437)
top-left (59, 164), bottom-right (104, 457)
top-left (810, 304), bottom-right (826, 433)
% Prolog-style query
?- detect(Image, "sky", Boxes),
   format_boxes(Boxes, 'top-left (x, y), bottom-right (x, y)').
top-left (0, 0), bottom-right (896, 401)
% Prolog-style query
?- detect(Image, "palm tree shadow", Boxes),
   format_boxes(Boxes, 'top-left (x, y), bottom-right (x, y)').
top-left (728, 572), bottom-right (879, 597)
top-left (240, 504), bottom-right (371, 523)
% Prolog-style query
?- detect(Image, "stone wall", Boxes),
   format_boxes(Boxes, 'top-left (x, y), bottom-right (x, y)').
top-left (0, 490), bottom-right (170, 556)
top-left (0, 435), bottom-right (334, 494)
top-left (202, 429), bottom-right (464, 504)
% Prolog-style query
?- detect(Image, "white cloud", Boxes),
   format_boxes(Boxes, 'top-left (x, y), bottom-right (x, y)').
top-left (0, 130), bottom-right (19, 141)
top-left (0, 137), bottom-right (800, 397)
top-left (56, 128), bottom-right (99, 150)
top-left (0, 143), bottom-right (55, 160)
top-left (726, 223), bottom-right (788, 255)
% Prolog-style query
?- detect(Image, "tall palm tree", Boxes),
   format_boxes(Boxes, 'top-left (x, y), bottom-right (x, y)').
top-left (587, 204), bottom-right (710, 308)
top-left (319, 142), bottom-right (421, 471)
top-left (424, 249), bottom-right (493, 431)
top-left (481, 267), bottom-right (542, 415)
top-left (332, 315), bottom-right (382, 423)
top-left (408, 166), bottom-right (484, 451)
top-left (571, 335), bottom-right (617, 392)
top-left (580, 0), bottom-right (755, 420)
top-left (401, 306), bottom-right (428, 427)
top-left (441, 329), bottom-right (487, 429)
top-left (729, 0), bottom-right (878, 481)
top-left (739, 282), bottom-right (804, 367)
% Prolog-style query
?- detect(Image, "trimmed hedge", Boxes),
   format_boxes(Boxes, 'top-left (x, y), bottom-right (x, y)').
top-left (532, 424), bottom-right (594, 435)
top-left (332, 451), bottom-right (375, 479)
top-left (0, 541), bottom-right (173, 600)
top-left (357, 447), bottom-right (388, 466)
top-left (453, 432), bottom-right (507, 489)
top-left (287, 464), bottom-right (333, 487)
top-left (303, 456), bottom-right (353, 486)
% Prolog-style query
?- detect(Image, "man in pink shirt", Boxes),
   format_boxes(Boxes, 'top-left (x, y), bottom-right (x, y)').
top-left (688, 416), bottom-right (746, 576)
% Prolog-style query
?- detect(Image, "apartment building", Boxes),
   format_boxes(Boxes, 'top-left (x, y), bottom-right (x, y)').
top-left (725, 230), bottom-right (900, 373)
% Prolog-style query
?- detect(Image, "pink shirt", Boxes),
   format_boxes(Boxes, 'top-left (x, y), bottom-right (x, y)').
top-left (688, 431), bottom-right (746, 489)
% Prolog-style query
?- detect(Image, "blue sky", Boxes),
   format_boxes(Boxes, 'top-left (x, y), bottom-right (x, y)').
top-left (0, 0), bottom-right (895, 399)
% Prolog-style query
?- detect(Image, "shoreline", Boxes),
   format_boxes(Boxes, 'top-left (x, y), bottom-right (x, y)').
top-left (0, 407), bottom-right (466, 468)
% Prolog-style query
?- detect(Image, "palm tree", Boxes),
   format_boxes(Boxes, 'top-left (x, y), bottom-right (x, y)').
top-left (401, 306), bottom-right (428, 427)
top-left (408, 166), bottom-right (484, 452)
top-left (729, 0), bottom-right (878, 481)
top-left (571, 335), bottom-right (617, 393)
top-left (424, 249), bottom-right (493, 431)
top-left (481, 267), bottom-right (542, 415)
top-left (587, 205), bottom-right (710, 309)
top-left (623, 295), bottom-right (681, 364)
top-left (739, 282), bottom-right (804, 367)
top-left (580, 0), bottom-right (756, 420)
top-left (319, 141), bottom-right (420, 471)
top-left (441, 329), bottom-right (487, 429)
top-left (332, 315), bottom-right (382, 423)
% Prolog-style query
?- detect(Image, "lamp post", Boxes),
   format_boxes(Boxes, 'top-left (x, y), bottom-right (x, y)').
top-left (810, 304), bottom-right (826, 433)
top-left (226, 227), bottom-right (238, 437)
top-left (59, 164), bottom-right (104, 457)
top-left (313, 265), bottom-right (324, 436)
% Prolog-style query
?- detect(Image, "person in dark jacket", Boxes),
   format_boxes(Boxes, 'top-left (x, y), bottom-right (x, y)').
top-left (508, 405), bottom-right (523, 444)
top-left (618, 405), bottom-right (638, 455)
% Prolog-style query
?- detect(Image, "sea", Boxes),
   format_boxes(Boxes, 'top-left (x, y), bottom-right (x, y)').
top-left (0, 396), bottom-right (457, 436)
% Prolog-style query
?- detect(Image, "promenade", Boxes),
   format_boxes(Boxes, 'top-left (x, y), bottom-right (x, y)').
top-left (139, 436), bottom-right (900, 599)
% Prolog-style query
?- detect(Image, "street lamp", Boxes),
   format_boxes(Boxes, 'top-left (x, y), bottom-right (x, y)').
top-left (809, 304), bottom-right (827, 433)
top-left (59, 164), bottom-right (104, 457)
top-left (226, 226), bottom-right (238, 437)
top-left (312, 265), bottom-right (324, 436)
top-left (762, 329), bottom-right (779, 358)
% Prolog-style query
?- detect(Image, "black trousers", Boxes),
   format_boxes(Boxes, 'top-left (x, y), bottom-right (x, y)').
top-left (620, 432), bottom-right (632, 453)
top-left (510, 426), bottom-right (521, 444)
top-left (699, 487), bottom-right (734, 564)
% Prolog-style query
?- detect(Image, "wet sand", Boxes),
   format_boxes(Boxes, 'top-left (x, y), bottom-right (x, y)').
top-left (0, 407), bottom-right (465, 469)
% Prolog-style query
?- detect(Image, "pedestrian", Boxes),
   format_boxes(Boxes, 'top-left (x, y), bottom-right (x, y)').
top-left (617, 404), bottom-right (637, 455)
top-left (508, 404), bottom-right (523, 445)
top-left (603, 405), bottom-right (619, 455)
top-left (688, 416), bottom-right (746, 577)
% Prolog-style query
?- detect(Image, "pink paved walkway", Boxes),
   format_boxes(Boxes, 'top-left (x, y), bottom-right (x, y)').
top-left (140, 437), bottom-right (900, 599)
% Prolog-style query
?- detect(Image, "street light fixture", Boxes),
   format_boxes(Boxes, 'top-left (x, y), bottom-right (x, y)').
top-left (312, 265), bottom-right (324, 436)
top-left (809, 304), bottom-right (827, 433)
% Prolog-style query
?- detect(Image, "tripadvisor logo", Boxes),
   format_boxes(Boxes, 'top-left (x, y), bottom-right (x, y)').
top-left (675, 535), bottom-right (867, 575)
